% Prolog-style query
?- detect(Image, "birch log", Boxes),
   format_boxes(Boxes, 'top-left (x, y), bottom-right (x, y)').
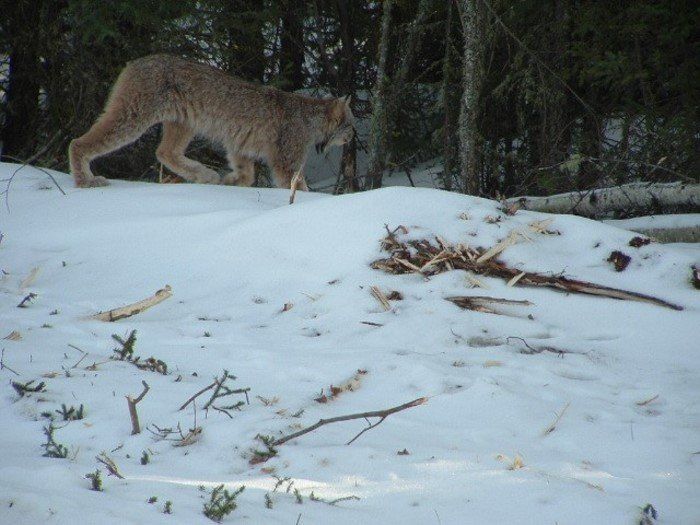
top-left (507, 182), bottom-right (699, 218)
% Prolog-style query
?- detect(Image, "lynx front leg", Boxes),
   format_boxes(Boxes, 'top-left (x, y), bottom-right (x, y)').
top-left (221, 152), bottom-right (255, 186)
top-left (156, 122), bottom-right (220, 184)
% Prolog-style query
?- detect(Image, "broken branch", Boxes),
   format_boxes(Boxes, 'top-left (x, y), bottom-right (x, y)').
top-left (271, 397), bottom-right (427, 447)
top-left (126, 381), bottom-right (150, 435)
top-left (91, 285), bottom-right (172, 322)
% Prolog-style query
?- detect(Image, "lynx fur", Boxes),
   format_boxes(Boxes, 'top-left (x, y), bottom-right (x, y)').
top-left (69, 54), bottom-right (355, 189)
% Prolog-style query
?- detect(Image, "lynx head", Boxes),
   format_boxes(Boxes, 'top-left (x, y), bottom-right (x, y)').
top-left (317, 95), bottom-right (355, 154)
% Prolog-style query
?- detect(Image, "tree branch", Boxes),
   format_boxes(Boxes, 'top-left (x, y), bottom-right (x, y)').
top-left (126, 381), bottom-right (150, 435)
top-left (272, 397), bottom-right (427, 447)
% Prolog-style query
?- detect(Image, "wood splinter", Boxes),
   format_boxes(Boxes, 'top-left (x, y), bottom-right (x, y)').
top-left (289, 171), bottom-right (303, 204)
top-left (126, 380), bottom-right (150, 435)
top-left (91, 285), bottom-right (172, 322)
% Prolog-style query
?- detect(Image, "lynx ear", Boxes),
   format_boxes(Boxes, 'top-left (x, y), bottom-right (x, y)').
top-left (342, 94), bottom-right (352, 108)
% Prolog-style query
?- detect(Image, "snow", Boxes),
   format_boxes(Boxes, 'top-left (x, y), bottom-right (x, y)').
top-left (1, 162), bottom-right (698, 524)
top-left (605, 213), bottom-right (700, 231)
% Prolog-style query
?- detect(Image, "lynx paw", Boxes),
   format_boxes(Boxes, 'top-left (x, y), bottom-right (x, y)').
top-left (76, 175), bottom-right (109, 188)
top-left (194, 171), bottom-right (220, 185)
top-left (221, 173), bottom-right (239, 186)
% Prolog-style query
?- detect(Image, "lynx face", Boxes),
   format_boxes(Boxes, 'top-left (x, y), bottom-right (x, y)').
top-left (317, 96), bottom-right (355, 154)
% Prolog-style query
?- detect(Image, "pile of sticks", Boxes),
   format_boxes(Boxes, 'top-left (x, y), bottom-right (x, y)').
top-left (371, 226), bottom-right (683, 311)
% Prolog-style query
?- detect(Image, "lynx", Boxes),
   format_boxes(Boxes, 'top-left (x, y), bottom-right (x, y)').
top-left (69, 54), bottom-right (355, 190)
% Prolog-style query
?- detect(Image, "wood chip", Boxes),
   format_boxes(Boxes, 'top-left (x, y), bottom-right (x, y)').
top-left (3, 330), bottom-right (21, 341)
top-left (476, 230), bottom-right (521, 264)
top-left (507, 271), bottom-right (526, 287)
top-left (370, 286), bottom-right (391, 311)
top-left (19, 267), bottom-right (40, 290)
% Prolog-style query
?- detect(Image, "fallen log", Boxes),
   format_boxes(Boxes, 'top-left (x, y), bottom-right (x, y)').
top-left (507, 182), bottom-right (699, 219)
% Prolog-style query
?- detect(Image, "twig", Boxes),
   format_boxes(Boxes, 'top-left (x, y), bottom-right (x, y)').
top-left (346, 416), bottom-right (387, 445)
top-left (506, 336), bottom-right (573, 356)
top-left (289, 171), bottom-right (303, 204)
top-left (91, 285), bottom-right (172, 322)
top-left (271, 397), bottom-right (427, 447)
top-left (1, 348), bottom-right (20, 376)
top-left (17, 292), bottom-right (37, 308)
top-left (126, 381), bottom-right (150, 435)
top-left (179, 381), bottom-right (216, 411)
top-left (370, 286), bottom-right (391, 311)
top-left (542, 402), bottom-right (571, 436)
top-left (1, 131), bottom-right (67, 211)
top-left (636, 394), bottom-right (659, 406)
top-left (96, 452), bottom-right (124, 479)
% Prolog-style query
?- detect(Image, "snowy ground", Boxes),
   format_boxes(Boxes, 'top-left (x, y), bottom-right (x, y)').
top-left (1, 163), bottom-right (698, 524)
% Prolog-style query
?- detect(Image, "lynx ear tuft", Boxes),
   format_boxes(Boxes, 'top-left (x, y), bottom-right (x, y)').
top-left (342, 94), bottom-right (352, 107)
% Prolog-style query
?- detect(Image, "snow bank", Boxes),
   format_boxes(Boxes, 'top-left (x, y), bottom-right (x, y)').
top-left (1, 163), bottom-right (698, 524)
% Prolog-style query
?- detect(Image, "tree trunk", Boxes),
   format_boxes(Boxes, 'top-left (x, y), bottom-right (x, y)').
top-left (279, 0), bottom-right (305, 91)
top-left (1, 2), bottom-right (42, 160)
top-left (458, 0), bottom-right (483, 195)
top-left (337, 0), bottom-right (359, 192)
top-left (441, 0), bottom-right (460, 192)
top-left (365, 0), bottom-right (393, 190)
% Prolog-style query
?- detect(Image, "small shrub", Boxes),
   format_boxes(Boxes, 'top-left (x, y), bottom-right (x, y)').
top-left (249, 434), bottom-right (277, 465)
top-left (202, 484), bottom-right (245, 522)
top-left (12, 379), bottom-right (46, 397)
top-left (41, 424), bottom-right (68, 458)
top-left (57, 404), bottom-right (85, 421)
top-left (112, 330), bottom-right (137, 360)
top-left (85, 469), bottom-right (103, 491)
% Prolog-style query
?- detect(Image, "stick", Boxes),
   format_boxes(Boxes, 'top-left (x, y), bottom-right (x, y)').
top-left (289, 171), bottom-right (303, 204)
top-left (1, 348), bottom-right (20, 376)
top-left (542, 402), bottom-right (571, 436)
top-left (370, 286), bottom-right (391, 311)
top-left (636, 394), bottom-right (659, 406)
top-left (271, 397), bottom-right (427, 447)
top-left (91, 285), bottom-right (172, 322)
top-left (179, 381), bottom-right (216, 411)
top-left (126, 381), bottom-right (150, 435)
top-left (96, 452), bottom-right (124, 479)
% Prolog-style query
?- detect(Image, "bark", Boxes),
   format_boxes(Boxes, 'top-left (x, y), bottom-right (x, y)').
top-left (365, 0), bottom-right (393, 190)
top-left (458, 0), bottom-right (483, 195)
top-left (508, 182), bottom-right (700, 219)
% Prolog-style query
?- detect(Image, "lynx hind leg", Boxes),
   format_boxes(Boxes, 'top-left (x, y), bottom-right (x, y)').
top-left (69, 80), bottom-right (167, 188)
top-left (222, 154), bottom-right (255, 186)
top-left (156, 122), bottom-right (220, 184)
top-left (69, 112), bottom-right (149, 188)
